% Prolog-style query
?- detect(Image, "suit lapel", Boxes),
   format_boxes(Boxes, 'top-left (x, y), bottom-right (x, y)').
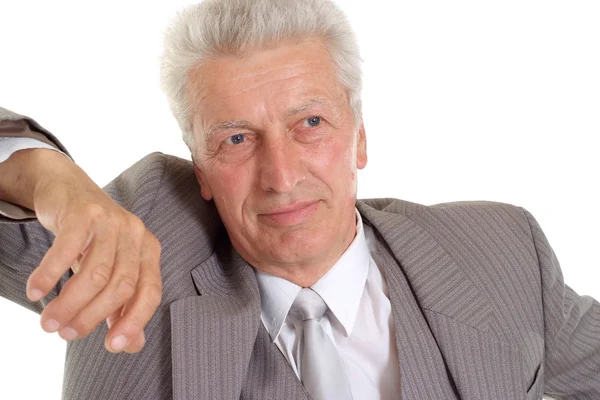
top-left (375, 244), bottom-right (461, 399)
top-left (170, 245), bottom-right (261, 400)
top-left (358, 202), bottom-right (525, 400)
top-left (242, 324), bottom-right (310, 399)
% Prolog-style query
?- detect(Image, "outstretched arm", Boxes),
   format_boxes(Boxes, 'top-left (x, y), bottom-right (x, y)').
top-left (0, 108), bottom-right (162, 354)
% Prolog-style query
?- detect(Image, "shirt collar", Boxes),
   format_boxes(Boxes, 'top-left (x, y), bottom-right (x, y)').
top-left (311, 209), bottom-right (370, 336)
top-left (255, 209), bottom-right (371, 341)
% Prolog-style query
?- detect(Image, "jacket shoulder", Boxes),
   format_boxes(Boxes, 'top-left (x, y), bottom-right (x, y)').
top-left (359, 197), bottom-right (529, 222)
top-left (104, 152), bottom-right (199, 219)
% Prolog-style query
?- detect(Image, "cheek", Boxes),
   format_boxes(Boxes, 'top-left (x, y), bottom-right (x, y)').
top-left (207, 167), bottom-right (252, 214)
top-left (306, 137), bottom-right (358, 190)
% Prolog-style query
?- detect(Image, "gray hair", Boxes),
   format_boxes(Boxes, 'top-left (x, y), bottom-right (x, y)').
top-left (160, 0), bottom-right (363, 152)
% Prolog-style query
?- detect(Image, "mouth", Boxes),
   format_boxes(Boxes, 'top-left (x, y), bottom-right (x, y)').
top-left (258, 201), bottom-right (320, 226)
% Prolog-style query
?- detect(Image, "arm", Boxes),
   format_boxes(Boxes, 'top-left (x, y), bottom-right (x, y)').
top-left (523, 209), bottom-right (600, 399)
top-left (0, 108), bottom-right (162, 354)
top-left (0, 107), bottom-right (70, 220)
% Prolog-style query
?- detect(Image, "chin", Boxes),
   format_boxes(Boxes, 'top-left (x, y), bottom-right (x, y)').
top-left (268, 228), bottom-right (332, 264)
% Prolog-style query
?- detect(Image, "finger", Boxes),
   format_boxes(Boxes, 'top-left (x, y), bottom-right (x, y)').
top-left (124, 331), bottom-right (146, 354)
top-left (106, 304), bottom-right (146, 353)
top-left (106, 306), bottom-right (123, 330)
top-left (56, 228), bottom-right (143, 340)
top-left (27, 219), bottom-right (92, 302)
top-left (105, 301), bottom-right (145, 353)
top-left (105, 234), bottom-right (162, 353)
top-left (39, 229), bottom-right (119, 335)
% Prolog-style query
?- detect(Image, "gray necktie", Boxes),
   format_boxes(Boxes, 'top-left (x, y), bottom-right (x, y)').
top-left (291, 288), bottom-right (353, 400)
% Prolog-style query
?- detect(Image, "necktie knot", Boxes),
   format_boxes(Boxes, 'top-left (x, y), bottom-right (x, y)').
top-left (291, 288), bottom-right (328, 321)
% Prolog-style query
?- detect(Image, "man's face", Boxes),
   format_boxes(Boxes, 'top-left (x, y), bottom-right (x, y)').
top-left (190, 38), bottom-right (367, 283)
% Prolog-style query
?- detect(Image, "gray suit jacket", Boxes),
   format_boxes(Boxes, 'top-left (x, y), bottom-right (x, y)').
top-left (1, 107), bottom-right (599, 399)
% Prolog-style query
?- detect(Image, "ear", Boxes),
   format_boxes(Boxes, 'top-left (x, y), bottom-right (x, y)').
top-left (356, 123), bottom-right (368, 170)
top-left (193, 162), bottom-right (214, 201)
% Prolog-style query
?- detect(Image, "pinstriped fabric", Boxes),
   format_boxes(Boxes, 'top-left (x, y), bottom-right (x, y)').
top-left (425, 310), bottom-right (525, 399)
top-left (241, 325), bottom-right (310, 400)
top-left (0, 200), bottom-right (66, 312)
top-left (524, 210), bottom-right (600, 399)
top-left (359, 200), bottom-right (600, 399)
top-left (360, 204), bottom-right (522, 399)
top-left (358, 204), bottom-right (493, 331)
top-left (410, 204), bottom-right (545, 363)
top-left (423, 204), bottom-right (547, 391)
top-left (172, 246), bottom-right (262, 400)
top-left (373, 238), bottom-right (460, 399)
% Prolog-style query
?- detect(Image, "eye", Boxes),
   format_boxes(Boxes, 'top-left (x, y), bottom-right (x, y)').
top-left (225, 133), bottom-right (246, 145)
top-left (303, 116), bottom-right (321, 127)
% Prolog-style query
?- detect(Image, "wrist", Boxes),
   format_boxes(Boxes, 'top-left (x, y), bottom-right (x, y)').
top-left (0, 148), bottom-right (70, 211)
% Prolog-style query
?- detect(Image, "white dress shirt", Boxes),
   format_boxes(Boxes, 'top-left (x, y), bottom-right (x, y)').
top-left (255, 210), bottom-right (402, 399)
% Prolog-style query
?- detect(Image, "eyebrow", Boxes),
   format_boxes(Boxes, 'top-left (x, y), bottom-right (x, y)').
top-left (205, 120), bottom-right (253, 144)
top-left (284, 98), bottom-right (328, 118)
top-left (204, 98), bottom-right (329, 142)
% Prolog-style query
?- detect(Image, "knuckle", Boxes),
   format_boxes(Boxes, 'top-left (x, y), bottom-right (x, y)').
top-left (127, 313), bottom-right (145, 331)
top-left (106, 213), bottom-right (125, 231)
top-left (115, 277), bottom-right (137, 302)
top-left (143, 283), bottom-right (163, 310)
top-left (49, 300), bottom-right (77, 322)
top-left (89, 263), bottom-right (112, 288)
top-left (60, 302), bottom-right (78, 319)
top-left (149, 236), bottom-right (161, 256)
top-left (84, 203), bottom-right (107, 221)
top-left (127, 217), bottom-right (146, 237)
top-left (36, 271), bottom-right (60, 289)
top-left (139, 284), bottom-right (162, 316)
top-left (72, 315), bottom-right (96, 336)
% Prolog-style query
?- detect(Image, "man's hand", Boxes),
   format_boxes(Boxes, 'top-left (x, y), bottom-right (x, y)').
top-left (0, 148), bottom-right (162, 353)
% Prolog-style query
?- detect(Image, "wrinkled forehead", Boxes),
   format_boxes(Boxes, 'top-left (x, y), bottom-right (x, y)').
top-left (186, 38), bottom-right (349, 137)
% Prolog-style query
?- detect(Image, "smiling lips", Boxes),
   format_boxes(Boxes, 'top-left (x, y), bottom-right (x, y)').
top-left (259, 201), bottom-right (320, 226)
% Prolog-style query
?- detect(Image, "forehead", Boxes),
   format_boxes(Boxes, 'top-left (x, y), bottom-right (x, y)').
top-left (188, 38), bottom-right (347, 133)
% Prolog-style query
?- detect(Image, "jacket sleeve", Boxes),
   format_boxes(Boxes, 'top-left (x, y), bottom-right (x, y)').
top-left (522, 209), bottom-right (600, 399)
top-left (0, 107), bottom-right (167, 315)
top-left (0, 107), bottom-right (72, 221)
top-left (0, 107), bottom-right (70, 154)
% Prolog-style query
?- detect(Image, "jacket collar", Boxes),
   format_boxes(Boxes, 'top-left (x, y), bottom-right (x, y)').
top-left (357, 200), bottom-right (526, 400)
top-left (170, 242), bottom-right (266, 400)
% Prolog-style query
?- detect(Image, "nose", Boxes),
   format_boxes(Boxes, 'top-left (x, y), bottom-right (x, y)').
top-left (259, 137), bottom-right (305, 193)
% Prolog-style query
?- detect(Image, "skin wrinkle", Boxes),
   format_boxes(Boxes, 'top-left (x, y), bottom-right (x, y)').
top-left (203, 98), bottom-right (332, 153)
top-left (187, 37), bottom-right (355, 148)
top-left (189, 38), bottom-right (367, 287)
top-left (190, 41), bottom-right (332, 143)
top-left (228, 61), bottom-right (322, 84)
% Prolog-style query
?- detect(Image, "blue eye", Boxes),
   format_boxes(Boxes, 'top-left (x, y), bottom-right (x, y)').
top-left (305, 116), bottom-right (321, 127)
top-left (226, 134), bottom-right (246, 145)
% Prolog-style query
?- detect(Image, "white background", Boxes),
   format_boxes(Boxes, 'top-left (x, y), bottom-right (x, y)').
top-left (0, 0), bottom-right (598, 398)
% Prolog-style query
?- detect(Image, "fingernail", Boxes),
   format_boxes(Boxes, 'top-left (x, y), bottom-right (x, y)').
top-left (111, 335), bottom-right (128, 352)
top-left (43, 319), bottom-right (61, 333)
top-left (59, 327), bottom-right (78, 341)
top-left (29, 289), bottom-right (44, 302)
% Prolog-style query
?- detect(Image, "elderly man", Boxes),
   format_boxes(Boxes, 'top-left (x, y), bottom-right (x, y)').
top-left (0, 0), bottom-right (598, 399)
